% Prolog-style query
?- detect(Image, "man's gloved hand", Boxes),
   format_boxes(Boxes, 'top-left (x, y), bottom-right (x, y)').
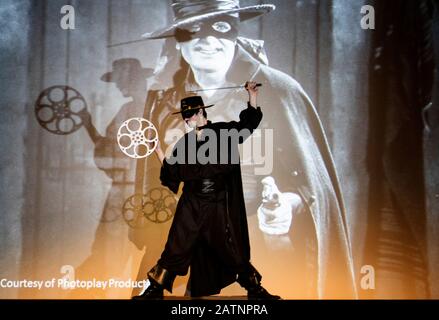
top-left (257, 176), bottom-right (302, 235)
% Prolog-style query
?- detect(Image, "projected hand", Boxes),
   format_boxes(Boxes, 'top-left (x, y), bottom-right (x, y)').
top-left (257, 176), bottom-right (302, 235)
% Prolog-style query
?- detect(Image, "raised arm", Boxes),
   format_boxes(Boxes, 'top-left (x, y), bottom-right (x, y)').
top-left (247, 81), bottom-right (259, 108)
top-left (224, 81), bottom-right (263, 143)
top-left (239, 81), bottom-right (263, 131)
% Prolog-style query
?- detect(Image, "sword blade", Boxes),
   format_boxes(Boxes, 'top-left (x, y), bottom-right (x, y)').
top-left (190, 85), bottom-right (244, 93)
top-left (189, 83), bottom-right (262, 93)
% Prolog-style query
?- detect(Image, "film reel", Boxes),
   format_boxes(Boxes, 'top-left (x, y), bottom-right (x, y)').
top-left (35, 86), bottom-right (87, 135)
top-left (143, 188), bottom-right (177, 223)
top-left (122, 188), bottom-right (177, 228)
top-left (117, 117), bottom-right (158, 159)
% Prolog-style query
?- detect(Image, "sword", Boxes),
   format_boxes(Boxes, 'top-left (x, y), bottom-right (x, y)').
top-left (107, 35), bottom-right (174, 48)
top-left (189, 83), bottom-right (262, 93)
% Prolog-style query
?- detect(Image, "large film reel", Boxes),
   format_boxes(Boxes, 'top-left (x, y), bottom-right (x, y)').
top-left (35, 86), bottom-right (87, 135)
top-left (122, 188), bottom-right (177, 228)
top-left (117, 117), bottom-right (158, 159)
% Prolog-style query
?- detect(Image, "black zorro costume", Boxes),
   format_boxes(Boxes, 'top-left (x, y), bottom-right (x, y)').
top-left (147, 102), bottom-right (265, 297)
top-left (135, 0), bottom-right (356, 300)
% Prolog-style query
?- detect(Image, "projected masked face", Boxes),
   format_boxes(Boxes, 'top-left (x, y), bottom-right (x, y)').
top-left (175, 16), bottom-right (238, 73)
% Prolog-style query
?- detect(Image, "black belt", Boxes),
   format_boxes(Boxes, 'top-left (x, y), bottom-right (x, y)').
top-left (183, 177), bottom-right (226, 194)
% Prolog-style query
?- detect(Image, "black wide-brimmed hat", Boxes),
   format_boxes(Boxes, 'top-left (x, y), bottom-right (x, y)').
top-left (142, 0), bottom-right (275, 39)
top-left (172, 95), bottom-right (214, 115)
top-left (101, 58), bottom-right (154, 82)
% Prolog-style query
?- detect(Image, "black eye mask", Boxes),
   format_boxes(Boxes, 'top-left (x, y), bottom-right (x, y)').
top-left (182, 109), bottom-right (199, 120)
top-left (175, 17), bottom-right (239, 42)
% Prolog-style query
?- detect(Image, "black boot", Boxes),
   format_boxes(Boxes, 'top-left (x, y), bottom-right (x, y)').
top-left (132, 264), bottom-right (175, 300)
top-left (132, 281), bottom-right (164, 300)
top-left (246, 284), bottom-right (281, 300)
top-left (237, 264), bottom-right (281, 300)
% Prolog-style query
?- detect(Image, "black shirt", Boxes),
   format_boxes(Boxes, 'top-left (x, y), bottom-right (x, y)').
top-left (160, 103), bottom-right (263, 194)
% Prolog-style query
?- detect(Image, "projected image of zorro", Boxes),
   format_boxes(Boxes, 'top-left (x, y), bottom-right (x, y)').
top-left (130, 0), bottom-right (356, 299)
top-left (133, 81), bottom-right (280, 300)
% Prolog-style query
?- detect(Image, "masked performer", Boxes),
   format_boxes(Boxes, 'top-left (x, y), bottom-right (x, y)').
top-left (134, 82), bottom-right (280, 299)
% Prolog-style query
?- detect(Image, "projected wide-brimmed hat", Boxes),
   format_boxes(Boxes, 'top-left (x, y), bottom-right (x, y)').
top-left (142, 0), bottom-right (276, 39)
top-left (101, 58), bottom-right (154, 82)
top-left (172, 95), bottom-right (214, 115)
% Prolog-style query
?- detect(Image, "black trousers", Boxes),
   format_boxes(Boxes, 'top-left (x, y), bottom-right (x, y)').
top-left (158, 187), bottom-right (246, 276)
